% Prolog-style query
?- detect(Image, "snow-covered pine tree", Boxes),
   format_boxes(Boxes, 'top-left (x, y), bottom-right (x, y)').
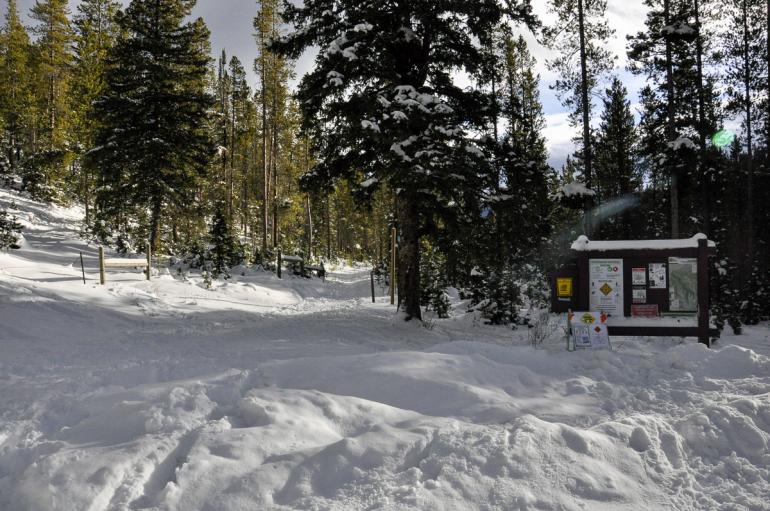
top-left (271, 0), bottom-right (538, 320)
top-left (468, 31), bottom-right (551, 326)
top-left (209, 201), bottom-right (240, 279)
top-left (0, 207), bottom-right (22, 249)
top-left (89, 0), bottom-right (214, 252)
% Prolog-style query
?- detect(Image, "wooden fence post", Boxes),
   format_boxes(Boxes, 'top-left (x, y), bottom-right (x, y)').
top-left (697, 237), bottom-right (710, 347)
top-left (277, 249), bottom-right (282, 279)
top-left (300, 257), bottom-right (305, 278)
top-left (80, 252), bottom-right (86, 284)
top-left (370, 271), bottom-right (375, 303)
top-left (146, 242), bottom-right (152, 281)
top-left (390, 227), bottom-right (396, 305)
top-left (98, 246), bottom-right (106, 285)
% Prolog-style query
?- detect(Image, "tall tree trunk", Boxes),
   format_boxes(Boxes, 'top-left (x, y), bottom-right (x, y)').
top-left (306, 195), bottom-right (313, 259)
top-left (577, 0), bottom-right (594, 235)
top-left (742, 0), bottom-right (755, 274)
top-left (325, 196), bottom-right (331, 260)
top-left (694, 0), bottom-right (711, 236)
top-left (260, 53), bottom-right (268, 255)
top-left (663, 0), bottom-right (679, 238)
top-left (271, 129), bottom-right (278, 248)
top-left (149, 198), bottom-right (162, 253)
top-left (229, 98), bottom-right (235, 225)
top-left (396, 191), bottom-right (421, 320)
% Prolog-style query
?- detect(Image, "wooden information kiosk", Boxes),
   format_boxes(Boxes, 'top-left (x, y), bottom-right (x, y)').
top-left (551, 234), bottom-right (719, 346)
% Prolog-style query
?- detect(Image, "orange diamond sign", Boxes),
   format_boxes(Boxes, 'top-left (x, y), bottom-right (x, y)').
top-left (600, 283), bottom-right (613, 296)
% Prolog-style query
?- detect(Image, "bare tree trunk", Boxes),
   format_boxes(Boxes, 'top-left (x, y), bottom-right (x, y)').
top-left (694, 0), bottom-right (710, 236)
top-left (577, 0), bottom-right (594, 235)
top-left (742, 0), bottom-right (755, 272)
top-left (149, 199), bottom-right (162, 253)
top-left (326, 197), bottom-right (331, 260)
top-left (271, 129), bottom-right (278, 248)
top-left (396, 191), bottom-right (421, 320)
top-left (663, 0), bottom-right (679, 238)
top-left (260, 53), bottom-right (268, 255)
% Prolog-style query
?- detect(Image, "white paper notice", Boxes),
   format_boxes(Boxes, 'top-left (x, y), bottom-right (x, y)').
top-left (632, 267), bottom-right (646, 286)
top-left (589, 259), bottom-right (624, 315)
top-left (649, 263), bottom-right (667, 289)
top-left (569, 311), bottom-right (611, 350)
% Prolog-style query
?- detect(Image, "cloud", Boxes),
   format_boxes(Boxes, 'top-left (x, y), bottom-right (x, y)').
top-left (543, 112), bottom-right (576, 170)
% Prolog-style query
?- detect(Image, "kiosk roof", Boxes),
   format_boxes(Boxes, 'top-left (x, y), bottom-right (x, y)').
top-left (571, 234), bottom-right (716, 252)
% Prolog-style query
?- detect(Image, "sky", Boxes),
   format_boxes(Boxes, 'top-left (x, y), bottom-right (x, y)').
top-left (4, 0), bottom-right (650, 170)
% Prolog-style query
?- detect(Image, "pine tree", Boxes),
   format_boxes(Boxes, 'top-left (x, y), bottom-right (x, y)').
top-left (30, 0), bottom-right (72, 148)
top-left (254, 0), bottom-right (292, 256)
top-left (0, 0), bottom-right (35, 184)
top-left (0, 207), bottom-right (22, 249)
top-left (209, 201), bottom-right (240, 279)
top-left (546, 0), bottom-right (614, 234)
top-left (71, 0), bottom-right (121, 223)
top-left (89, 0), bottom-right (214, 251)
top-left (272, 0), bottom-right (537, 320)
top-left (594, 77), bottom-right (639, 238)
top-left (721, 0), bottom-right (766, 322)
top-left (23, 0), bottom-right (73, 200)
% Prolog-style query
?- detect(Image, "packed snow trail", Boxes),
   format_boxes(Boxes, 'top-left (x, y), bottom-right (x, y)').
top-left (1, 188), bottom-right (769, 511)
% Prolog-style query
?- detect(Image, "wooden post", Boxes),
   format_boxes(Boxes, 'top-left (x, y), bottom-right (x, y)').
top-left (390, 227), bottom-right (396, 305)
top-left (697, 237), bottom-right (710, 347)
top-left (300, 257), bottom-right (305, 278)
top-left (370, 271), bottom-right (376, 303)
top-left (146, 243), bottom-right (152, 281)
top-left (277, 248), bottom-right (282, 279)
top-left (80, 252), bottom-right (86, 284)
top-left (98, 246), bottom-right (106, 285)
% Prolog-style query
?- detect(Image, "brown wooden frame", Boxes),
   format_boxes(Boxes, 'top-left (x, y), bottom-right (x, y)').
top-left (575, 238), bottom-right (717, 346)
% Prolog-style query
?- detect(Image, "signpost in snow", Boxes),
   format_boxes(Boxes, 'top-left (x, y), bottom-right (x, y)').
top-left (568, 311), bottom-right (611, 351)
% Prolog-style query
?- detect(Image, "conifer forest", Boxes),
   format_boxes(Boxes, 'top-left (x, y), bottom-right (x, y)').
top-left (4, 2), bottom-right (770, 510)
top-left (1, 0), bottom-right (769, 327)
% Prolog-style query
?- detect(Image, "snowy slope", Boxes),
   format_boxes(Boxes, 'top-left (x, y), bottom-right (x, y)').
top-left (1, 188), bottom-right (769, 511)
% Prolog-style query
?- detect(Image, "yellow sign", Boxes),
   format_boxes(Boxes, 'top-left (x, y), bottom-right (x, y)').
top-left (599, 283), bottom-right (613, 296)
top-left (557, 277), bottom-right (573, 298)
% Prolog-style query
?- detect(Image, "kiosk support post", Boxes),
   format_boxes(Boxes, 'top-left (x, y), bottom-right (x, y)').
top-left (697, 237), bottom-right (710, 347)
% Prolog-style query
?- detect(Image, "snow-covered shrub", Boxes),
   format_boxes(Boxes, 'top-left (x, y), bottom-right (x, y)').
top-left (420, 240), bottom-right (450, 318)
top-left (209, 205), bottom-right (243, 279)
top-left (472, 266), bottom-right (522, 326)
top-left (0, 209), bottom-right (23, 249)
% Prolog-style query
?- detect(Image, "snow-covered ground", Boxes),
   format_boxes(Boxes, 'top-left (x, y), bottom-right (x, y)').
top-left (1, 188), bottom-right (769, 511)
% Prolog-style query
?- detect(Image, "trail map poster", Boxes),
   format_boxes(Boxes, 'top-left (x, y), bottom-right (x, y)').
top-left (589, 259), bottom-right (624, 315)
top-left (669, 257), bottom-right (698, 311)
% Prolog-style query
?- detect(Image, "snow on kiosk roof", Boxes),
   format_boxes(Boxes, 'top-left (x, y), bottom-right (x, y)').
top-left (571, 233), bottom-right (716, 252)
